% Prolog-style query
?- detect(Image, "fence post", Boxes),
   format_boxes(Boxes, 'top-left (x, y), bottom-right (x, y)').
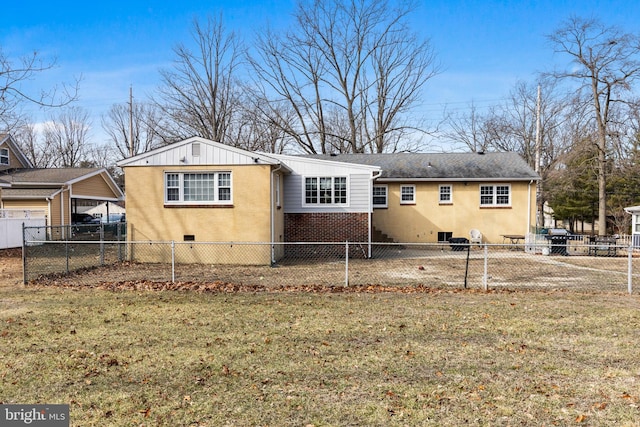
top-left (100, 223), bottom-right (105, 265)
top-left (117, 223), bottom-right (123, 261)
top-left (171, 240), bottom-right (176, 283)
top-left (66, 235), bottom-right (69, 274)
top-left (22, 223), bottom-right (27, 284)
top-left (483, 244), bottom-right (488, 291)
top-left (345, 241), bottom-right (349, 287)
top-left (628, 244), bottom-right (633, 295)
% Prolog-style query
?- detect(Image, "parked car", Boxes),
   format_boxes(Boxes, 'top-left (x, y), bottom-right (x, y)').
top-left (71, 213), bottom-right (101, 225)
top-left (101, 213), bottom-right (126, 223)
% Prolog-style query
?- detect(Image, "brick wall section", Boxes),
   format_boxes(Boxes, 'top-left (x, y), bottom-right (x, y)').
top-left (285, 212), bottom-right (369, 242)
top-left (284, 212), bottom-right (369, 259)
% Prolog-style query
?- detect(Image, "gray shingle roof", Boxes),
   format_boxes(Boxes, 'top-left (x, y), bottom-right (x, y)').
top-left (1, 188), bottom-right (60, 199)
top-left (304, 152), bottom-right (539, 181)
top-left (1, 168), bottom-right (102, 185)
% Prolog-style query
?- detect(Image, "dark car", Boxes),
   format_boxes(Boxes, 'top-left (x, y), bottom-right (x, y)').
top-left (71, 213), bottom-right (101, 225)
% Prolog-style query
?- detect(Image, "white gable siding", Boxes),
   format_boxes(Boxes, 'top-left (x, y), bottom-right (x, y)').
top-left (122, 142), bottom-right (263, 166)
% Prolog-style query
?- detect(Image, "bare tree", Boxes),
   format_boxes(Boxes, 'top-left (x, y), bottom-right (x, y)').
top-left (44, 107), bottom-right (91, 167)
top-left (11, 122), bottom-right (56, 168)
top-left (249, 0), bottom-right (438, 154)
top-left (0, 48), bottom-right (79, 131)
top-left (101, 99), bottom-right (162, 159)
top-left (153, 15), bottom-right (244, 144)
top-left (442, 103), bottom-right (496, 153)
top-left (548, 17), bottom-right (640, 235)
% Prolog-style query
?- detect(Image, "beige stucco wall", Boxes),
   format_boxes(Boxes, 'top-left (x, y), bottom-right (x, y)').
top-left (372, 181), bottom-right (536, 244)
top-left (123, 164), bottom-right (282, 264)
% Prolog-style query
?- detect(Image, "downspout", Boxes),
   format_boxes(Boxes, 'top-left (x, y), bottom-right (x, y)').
top-left (270, 163), bottom-right (283, 264)
top-left (369, 170), bottom-right (382, 258)
top-left (527, 180), bottom-right (533, 237)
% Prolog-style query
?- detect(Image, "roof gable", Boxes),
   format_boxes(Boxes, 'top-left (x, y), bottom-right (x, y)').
top-left (0, 134), bottom-right (34, 169)
top-left (116, 136), bottom-right (285, 168)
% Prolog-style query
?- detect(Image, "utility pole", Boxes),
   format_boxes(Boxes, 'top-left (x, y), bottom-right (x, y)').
top-left (535, 84), bottom-right (542, 229)
top-left (128, 86), bottom-right (134, 157)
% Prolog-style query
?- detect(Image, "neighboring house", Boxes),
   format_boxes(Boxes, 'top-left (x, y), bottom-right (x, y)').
top-left (624, 205), bottom-right (640, 247)
top-left (0, 134), bottom-right (124, 231)
top-left (117, 137), bottom-right (539, 264)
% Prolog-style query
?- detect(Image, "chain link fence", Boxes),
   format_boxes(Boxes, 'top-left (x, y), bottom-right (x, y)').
top-left (22, 226), bottom-right (639, 293)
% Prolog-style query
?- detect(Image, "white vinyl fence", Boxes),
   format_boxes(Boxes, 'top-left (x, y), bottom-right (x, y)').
top-left (0, 210), bottom-right (47, 249)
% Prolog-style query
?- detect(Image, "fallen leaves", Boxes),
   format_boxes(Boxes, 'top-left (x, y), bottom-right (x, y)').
top-left (30, 278), bottom-right (508, 295)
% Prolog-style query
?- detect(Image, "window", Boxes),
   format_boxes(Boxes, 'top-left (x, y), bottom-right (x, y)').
top-left (438, 231), bottom-right (452, 242)
top-left (304, 177), bottom-right (347, 205)
top-left (373, 185), bottom-right (388, 208)
top-left (480, 184), bottom-right (510, 207)
top-left (400, 185), bottom-right (415, 204)
top-left (439, 185), bottom-right (452, 204)
top-left (0, 148), bottom-right (8, 165)
top-left (165, 172), bottom-right (232, 204)
top-left (192, 143), bottom-right (200, 157)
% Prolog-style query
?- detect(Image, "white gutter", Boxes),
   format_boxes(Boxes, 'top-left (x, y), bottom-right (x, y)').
top-left (270, 163), bottom-right (283, 264)
top-left (527, 180), bottom-right (533, 236)
top-left (368, 170), bottom-right (383, 257)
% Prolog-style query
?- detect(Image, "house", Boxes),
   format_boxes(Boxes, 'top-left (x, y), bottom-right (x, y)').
top-left (0, 134), bottom-right (124, 232)
top-left (299, 152), bottom-right (539, 244)
top-left (117, 137), bottom-right (539, 264)
top-left (624, 205), bottom-right (640, 247)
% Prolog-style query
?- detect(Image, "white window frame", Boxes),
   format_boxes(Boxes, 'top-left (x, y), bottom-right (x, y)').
top-left (439, 185), bottom-right (452, 204)
top-left (400, 185), bottom-right (416, 205)
top-left (479, 184), bottom-right (511, 207)
top-left (0, 148), bottom-right (8, 165)
top-left (372, 185), bottom-right (388, 208)
top-left (164, 171), bottom-right (232, 205)
top-left (303, 176), bottom-right (348, 206)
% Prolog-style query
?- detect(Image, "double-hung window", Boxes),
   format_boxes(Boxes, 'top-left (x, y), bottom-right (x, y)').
top-left (165, 171), bottom-right (232, 205)
top-left (0, 148), bottom-right (8, 165)
top-left (400, 185), bottom-right (415, 204)
top-left (305, 176), bottom-right (347, 205)
top-left (373, 185), bottom-right (388, 208)
top-left (439, 185), bottom-right (452, 204)
top-left (479, 184), bottom-right (510, 207)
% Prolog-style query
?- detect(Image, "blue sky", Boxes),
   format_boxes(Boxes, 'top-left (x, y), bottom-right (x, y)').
top-left (3, 0), bottom-right (640, 147)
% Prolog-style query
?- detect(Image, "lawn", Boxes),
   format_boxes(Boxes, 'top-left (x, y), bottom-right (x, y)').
top-left (2, 270), bottom-right (640, 426)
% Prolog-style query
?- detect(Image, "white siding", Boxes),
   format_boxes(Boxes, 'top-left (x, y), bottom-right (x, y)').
top-left (271, 154), bottom-right (379, 214)
top-left (118, 138), bottom-right (281, 167)
top-left (283, 174), bottom-right (372, 213)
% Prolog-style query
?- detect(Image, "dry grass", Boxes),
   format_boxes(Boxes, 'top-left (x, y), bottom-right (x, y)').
top-left (2, 248), bottom-right (640, 426)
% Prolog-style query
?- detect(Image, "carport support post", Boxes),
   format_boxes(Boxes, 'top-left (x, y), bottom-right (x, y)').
top-left (628, 244), bottom-right (633, 295)
top-left (345, 241), bottom-right (349, 287)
